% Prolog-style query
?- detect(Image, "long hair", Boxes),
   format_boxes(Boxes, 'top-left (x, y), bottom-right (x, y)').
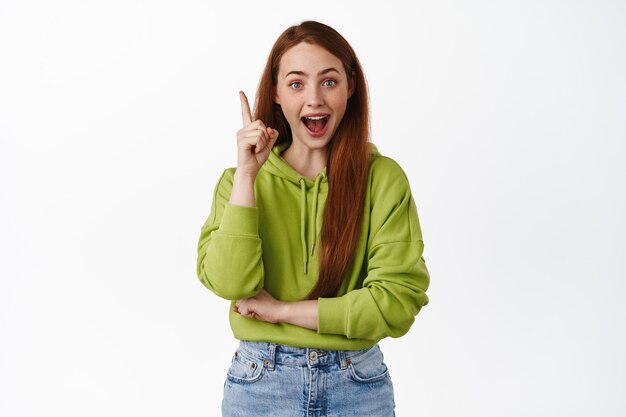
top-left (253, 21), bottom-right (371, 299)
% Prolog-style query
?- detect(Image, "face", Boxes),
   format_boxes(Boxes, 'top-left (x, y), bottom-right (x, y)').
top-left (274, 42), bottom-right (354, 152)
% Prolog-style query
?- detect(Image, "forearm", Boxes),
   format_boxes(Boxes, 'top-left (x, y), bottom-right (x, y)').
top-left (280, 300), bottom-right (319, 331)
top-left (229, 171), bottom-right (256, 207)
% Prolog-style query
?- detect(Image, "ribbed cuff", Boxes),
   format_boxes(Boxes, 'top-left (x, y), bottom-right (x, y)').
top-left (317, 297), bottom-right (347, 335)
top-left (219, 204), bottom-right (259, 236)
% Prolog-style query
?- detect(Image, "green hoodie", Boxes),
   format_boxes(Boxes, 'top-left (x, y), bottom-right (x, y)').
top-left (196, 142), bottom-right (429, 350)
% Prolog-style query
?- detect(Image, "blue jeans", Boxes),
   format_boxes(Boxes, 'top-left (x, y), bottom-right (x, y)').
top-left (222, 340), bottom-right (396, 417)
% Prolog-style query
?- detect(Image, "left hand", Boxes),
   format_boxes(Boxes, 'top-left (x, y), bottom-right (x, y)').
top-left (235, 289), bottom-right (285, 323)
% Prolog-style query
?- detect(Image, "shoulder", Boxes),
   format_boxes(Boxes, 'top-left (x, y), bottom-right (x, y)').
top-left (366, 145), bottom-right (423, 243)
top-left (370, 154), bottom-right (409, 181)
top-left (212, 167), bottom-right (237, 199)
top-left (216, 167), bottom-right (237, 186)
top-left (368, 146), bottom-right (413, 199)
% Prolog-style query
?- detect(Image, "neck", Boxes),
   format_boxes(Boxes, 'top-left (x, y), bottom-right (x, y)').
top-left (282, 142), bottom-right (327, 180)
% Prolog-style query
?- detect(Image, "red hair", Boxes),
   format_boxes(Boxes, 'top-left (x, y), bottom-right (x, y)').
top-left (253, 21), bottom-right (371, 299)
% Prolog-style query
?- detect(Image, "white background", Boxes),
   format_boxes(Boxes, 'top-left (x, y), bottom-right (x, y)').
top-left (1, 1), bottom-right (625, 416)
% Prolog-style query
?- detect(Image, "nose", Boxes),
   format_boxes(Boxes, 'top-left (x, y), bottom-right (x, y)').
top-left (306, 86), bottom-right (324, 107)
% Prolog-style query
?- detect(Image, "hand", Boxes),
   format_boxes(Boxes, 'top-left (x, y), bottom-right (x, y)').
top-left (235, 289), bottom-right (285, 324)
top-left (235, 91), bottom-right (279, 178)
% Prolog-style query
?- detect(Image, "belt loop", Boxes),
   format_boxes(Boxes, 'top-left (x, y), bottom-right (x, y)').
top-left (266, 343), bottom-right (276, 371)
top-left (338, 349), bottom-right (347, 370)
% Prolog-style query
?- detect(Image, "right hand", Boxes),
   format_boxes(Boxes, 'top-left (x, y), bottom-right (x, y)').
top-left (235, 91), bottom-right (279, 178)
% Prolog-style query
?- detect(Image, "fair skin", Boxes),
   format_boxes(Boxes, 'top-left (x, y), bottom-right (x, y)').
top-left (230, 42), bottom-right (354, 330)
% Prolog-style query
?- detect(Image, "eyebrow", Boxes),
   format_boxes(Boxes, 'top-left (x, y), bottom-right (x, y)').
top-left (284, 67), bottom-right (341, 79)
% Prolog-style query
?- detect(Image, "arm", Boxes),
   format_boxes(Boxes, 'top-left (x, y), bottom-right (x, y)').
top-left (317, 160), bottom-right (430, 340)
top-left (196, 169), bottom-right (265, 300)
top-left (196, 92), bottom-right (279, 300)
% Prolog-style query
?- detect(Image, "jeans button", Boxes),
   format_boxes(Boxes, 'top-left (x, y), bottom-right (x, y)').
top-left (309, 351), bottom-right (318, 361)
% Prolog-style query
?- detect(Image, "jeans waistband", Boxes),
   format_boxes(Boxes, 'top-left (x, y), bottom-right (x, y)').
top-left (236, 340), bottom-right (379, 371)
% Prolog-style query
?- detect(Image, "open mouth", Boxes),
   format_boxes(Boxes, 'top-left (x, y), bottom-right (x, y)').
top-left (301, 115), bottom-right (329, 137)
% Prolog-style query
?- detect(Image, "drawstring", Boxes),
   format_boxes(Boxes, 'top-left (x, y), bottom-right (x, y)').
top-left (299, 178), bottom-right (308, 274)
top-left (299, 172), bottom-right (325, 274)
top-left (309, 173), bottom-right (324, 257)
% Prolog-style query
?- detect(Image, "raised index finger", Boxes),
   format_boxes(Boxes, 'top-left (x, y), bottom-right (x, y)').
top-left (239, 91), bottom-right (253, 127)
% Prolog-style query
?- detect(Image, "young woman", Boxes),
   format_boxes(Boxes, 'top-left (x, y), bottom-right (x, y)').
top-left (196, 20), bottom-right (430, 416)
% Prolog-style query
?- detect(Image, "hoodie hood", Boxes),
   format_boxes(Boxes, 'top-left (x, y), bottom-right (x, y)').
top-left (261, 141), bottom-right (380, 274)
top-left (263, 142), bottom-right (327, 186)
top-left (262, 141), bottom-right (381, 183)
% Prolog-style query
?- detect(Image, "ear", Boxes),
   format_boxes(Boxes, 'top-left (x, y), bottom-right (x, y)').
top-left (274, 88), bottom-right (281, 105)
top-left (347, 71), bottom-right (356, 99)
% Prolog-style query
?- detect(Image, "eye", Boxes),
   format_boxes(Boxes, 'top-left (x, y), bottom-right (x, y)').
top-left (323, 79), bottom-right (337, 87)
top-left (289, 81), bottom-right (303, 89)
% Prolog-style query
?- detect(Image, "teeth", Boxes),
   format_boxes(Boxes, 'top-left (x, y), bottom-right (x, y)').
top-left (304, 116), bottom-right (327, 120)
